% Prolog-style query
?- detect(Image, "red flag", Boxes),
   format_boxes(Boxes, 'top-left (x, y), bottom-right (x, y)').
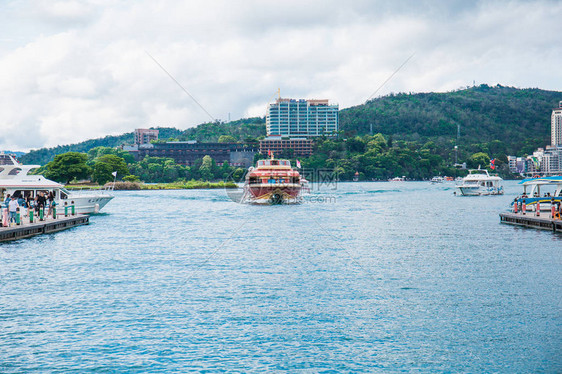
top-left (490, 158), bottom-right (496, 170)
top-left (296, 160), bottom-right (301, 168)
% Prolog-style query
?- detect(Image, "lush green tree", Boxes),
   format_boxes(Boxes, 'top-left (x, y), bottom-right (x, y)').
top-left (232, 167), bottom-right (246, 182)
top-left (88, 146), bottom-right (135, 164)
top-left (123, 175), bottom-right (140, 182)
top-left (218, 135), bottom-right (237, 143)
top-left (199, 155), bottom-right (214, 181)
top-left (467, 152), bottom-right (490, 169)
top-left (45, 152), bottom-right (91, 183)
top-left (367, 133), bottom-right (388, 153)
top-left (243, 136), bottom-right (258, 144)
top-left (92, 162), bottom-right (114, 185)
top-left (219, 161), bottom-right (233, 180)
top-left (346, 137), bottom-right (366, 153)
top-left (161, 159), bottom-right (186, 182)
top-left (92, 154), bottom-right (129, 184)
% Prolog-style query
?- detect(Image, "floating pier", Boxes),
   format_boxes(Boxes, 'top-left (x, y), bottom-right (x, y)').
top-left (499, 211), bottom-right (562, 232)
top-left (0, 214), bottom-right (89, 242)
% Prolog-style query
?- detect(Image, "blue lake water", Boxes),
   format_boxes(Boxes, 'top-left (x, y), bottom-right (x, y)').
top-left (1, 181), bottom-right (560, 372)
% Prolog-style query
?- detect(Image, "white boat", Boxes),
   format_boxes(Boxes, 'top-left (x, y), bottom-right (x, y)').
top-left (389, 176), bottom-right (405, 182)
top-left (430, 176), bottom-right (444, 184)
top-left (456, 169), bottom-right (504, 196)
top-left (0, 153), bottom-right (114, 214)
top-left (300, 178), bottom-right (311, 194)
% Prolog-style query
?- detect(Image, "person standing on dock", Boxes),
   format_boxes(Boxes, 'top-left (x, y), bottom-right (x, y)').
top-left (35, 192), bottom-right (46, 213)
top-left (17, 195), bottom-right (26, 219)
top-left (25, 196), bottom-right (33, 210)
top-left (8, 197), bottom-right (18, 224)
top-left (47, 192), bottom-right (56, 218)
top-left (25, 196), bottom-right (33, 219)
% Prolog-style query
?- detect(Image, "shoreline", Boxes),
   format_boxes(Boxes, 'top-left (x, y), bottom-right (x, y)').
top-left (66, 181), bottom-right (238, 191)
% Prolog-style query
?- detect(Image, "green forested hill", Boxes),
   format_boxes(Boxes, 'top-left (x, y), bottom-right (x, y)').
top-left (20, 119), bottom-right (267, 165)
top-left (20, 127), bottom-right (184, 165)
top-left (340, 84), bottom-right (562, 155)
top-left (180, 117), bottom-right (265, 142)
top-left (19, 85), bottom-right (561, 168)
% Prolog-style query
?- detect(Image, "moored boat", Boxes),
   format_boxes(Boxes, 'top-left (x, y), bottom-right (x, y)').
top-left (512, 176), bottom-right (562, 212)
top-left (456, 169), bottom-right (504, 196)
top-left (243, 157), bottom-right (302, 204)
top-left (0, 153), bottom-right (114, 214)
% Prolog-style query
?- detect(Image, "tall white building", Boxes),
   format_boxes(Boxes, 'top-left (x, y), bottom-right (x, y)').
top-left (551, 101), bottom-right (562, 146)
top-left (266, 98), bottom-right (339, 137)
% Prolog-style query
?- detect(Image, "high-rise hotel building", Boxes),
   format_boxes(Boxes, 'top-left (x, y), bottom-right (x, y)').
top-left (266, 98), bottom-right (339, 137)
top-left (552, 101), bottom-right (562, 147)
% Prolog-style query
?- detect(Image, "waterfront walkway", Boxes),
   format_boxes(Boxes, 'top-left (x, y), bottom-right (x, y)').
top-left (500, 211), bottom-right (562, 232)
top-left (0, 214), bottom-right (89, 242)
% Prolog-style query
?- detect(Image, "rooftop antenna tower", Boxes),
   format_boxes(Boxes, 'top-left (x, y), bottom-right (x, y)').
top-left (455, 123), bottom-right (461, 165)
top-left (271, 88), bottom-right (281, 103)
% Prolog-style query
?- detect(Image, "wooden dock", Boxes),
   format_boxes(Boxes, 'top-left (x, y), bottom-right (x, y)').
top-left (499, 211), bottom-right (562, 232)
top-left (0, 215), bottom-right (89, 242)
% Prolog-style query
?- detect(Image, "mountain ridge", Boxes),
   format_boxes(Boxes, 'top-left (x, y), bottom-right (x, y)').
top-left (19, 84), bottom-right (562, 165)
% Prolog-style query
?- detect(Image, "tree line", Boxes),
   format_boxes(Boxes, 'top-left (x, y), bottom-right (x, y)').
top-left (298, 134), bottom-right (507, 181)
top-left (39, 134), bottom-right (511, 184)
top-left (22, 84), bottom-right (562, 181)
top-left (38, 146), bottom-right (247, 185)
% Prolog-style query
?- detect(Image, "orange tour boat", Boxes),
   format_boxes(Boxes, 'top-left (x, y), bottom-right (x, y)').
top-left (243, 157), bottom-right (302, 204)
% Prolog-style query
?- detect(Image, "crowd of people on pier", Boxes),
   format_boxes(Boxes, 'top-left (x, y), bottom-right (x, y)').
top-left (1, 191), bottom-right (57, 225)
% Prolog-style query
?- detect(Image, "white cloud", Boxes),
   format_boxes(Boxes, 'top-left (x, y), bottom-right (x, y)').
top-left (0, 0), bottom-right (561, 151)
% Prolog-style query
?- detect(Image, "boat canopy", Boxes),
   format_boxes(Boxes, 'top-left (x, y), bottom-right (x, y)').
top-left (257, 159), bottom-right (291, 167)
top-left (517, 175), bottom-right (562, 198)
top-left (519, 176), bottom-right (562, 185)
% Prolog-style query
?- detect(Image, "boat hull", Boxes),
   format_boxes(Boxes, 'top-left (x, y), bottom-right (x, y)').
top-left (247, 184), bottom-right (301, 204)
top-left (59, 195), bottom-right (114, 214)
top-left (457, 186), bottom-right (503, 196)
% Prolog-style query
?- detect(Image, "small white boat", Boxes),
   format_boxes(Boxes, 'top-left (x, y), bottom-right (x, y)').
top-left (300, 178), bottom-right (311, 194)
top-left (456, 169), bottom-right (504, 196)
top-left (430, 176), bottom-right (444, 184)
top-left (0, 153), bottom-right (114, 214)
top-left (389, 176), bottom-right (405, 182)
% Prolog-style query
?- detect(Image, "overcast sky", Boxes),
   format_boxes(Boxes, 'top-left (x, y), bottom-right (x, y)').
top-left (1, 0), bottom-right (561, 151)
